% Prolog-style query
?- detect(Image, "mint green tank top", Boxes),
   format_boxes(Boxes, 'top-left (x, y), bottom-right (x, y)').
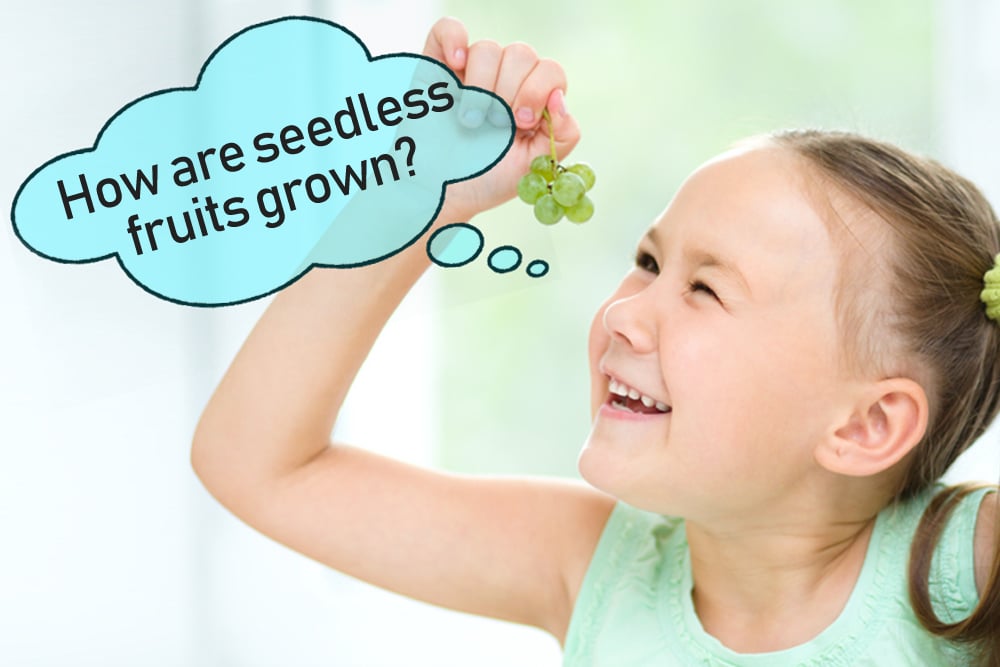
top-left (563, 486), bottom-right (994, 666)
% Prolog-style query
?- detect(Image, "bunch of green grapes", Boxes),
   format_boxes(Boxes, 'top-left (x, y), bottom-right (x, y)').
top-left (516, 110), bottom-right (595, 225)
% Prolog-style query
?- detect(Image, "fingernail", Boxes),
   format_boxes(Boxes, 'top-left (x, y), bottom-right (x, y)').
top-left (516, 107), bottom-right (535, 124)
top-left (461, 108), bottom-right (485, 128)
top-left (553, 89), bottom-right (568, 117)
top-left (453, 48), bottom-right (466, 68)
top-left (488, 107), bottom-right (510, 127)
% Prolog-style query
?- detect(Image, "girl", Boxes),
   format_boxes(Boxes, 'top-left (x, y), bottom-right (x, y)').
top-left (192, 17), bottom-right (1000, 666)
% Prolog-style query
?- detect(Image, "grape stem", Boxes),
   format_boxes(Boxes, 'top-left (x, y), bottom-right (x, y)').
top-left (542, 108), bottom-right (558, 167)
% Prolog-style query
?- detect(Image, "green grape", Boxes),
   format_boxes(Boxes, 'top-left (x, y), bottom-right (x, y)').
top-left (567, 163), bottom-right (596, 191)
top-left (529, 155), bottom-right (557, 181)
top-left (565, 195), bottom-right (594, 223)
top-left (551, 172), bottom-right (586, 207)
top-left (517, 172), bottom-right (548, 204)
top-left (534, 194), bottom-right (564, 225)
top-left (519, 108), bottom-right (595, 226)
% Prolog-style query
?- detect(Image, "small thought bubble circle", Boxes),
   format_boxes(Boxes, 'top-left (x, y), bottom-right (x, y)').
top-left (426, 223), bottom-right (483, 267)
top-left (487, 246), bottom-right (521, 273)
top-left (426, 222), bottom-right (549, 278)
top-left (526, 259), bottom-right (549, 277)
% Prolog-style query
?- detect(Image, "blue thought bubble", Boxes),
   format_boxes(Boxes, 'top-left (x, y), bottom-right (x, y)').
top-left (11, 16), bottom-right (514, 306)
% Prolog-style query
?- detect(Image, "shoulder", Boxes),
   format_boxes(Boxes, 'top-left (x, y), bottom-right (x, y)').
top-left (923, 484), bottom-right (997, 598)
top-left (568, 499), bottom-right (656, 607)
top-left (561, 501), bottom-right (685, 650)
top-left (570, 501), bottom-right (684, 579)
top-left (974, 489), bottom-right (998, 595)
top-left (908, 483), bottom-right (998, 620)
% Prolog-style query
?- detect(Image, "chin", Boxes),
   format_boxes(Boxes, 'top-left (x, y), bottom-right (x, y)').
top-left (577, 432), bottom-right (625, 498)
top-left (578, 434), bottom-right (690, 518)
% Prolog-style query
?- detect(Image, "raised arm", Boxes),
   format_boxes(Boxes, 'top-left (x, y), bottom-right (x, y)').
top-left (190, 18), bottom-right (614, 642)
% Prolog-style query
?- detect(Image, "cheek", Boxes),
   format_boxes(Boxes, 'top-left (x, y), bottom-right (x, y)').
top-left (683, 323), bottom-right (839, 451)
top-left (667, 323), bottom-right (777, 438)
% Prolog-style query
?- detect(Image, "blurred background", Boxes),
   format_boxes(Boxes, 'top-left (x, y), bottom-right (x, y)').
top-left (2, 0), bottom-right (998, 665)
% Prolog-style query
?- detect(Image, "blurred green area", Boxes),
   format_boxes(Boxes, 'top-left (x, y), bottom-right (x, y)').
top-left (432, 1), bottom-right (933, 476)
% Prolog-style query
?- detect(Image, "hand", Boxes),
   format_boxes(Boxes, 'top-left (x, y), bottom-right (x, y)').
top-left (423, 17), bottom-right (581, 221)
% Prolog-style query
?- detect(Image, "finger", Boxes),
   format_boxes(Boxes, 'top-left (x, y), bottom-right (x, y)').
top-left (489, 42), bottom-right (538, 127)
top-left (422, 16), bottom-right (469, 73)
top-left (457, 39), bottom-right (502, 128)
top-left (511, 58), bottom-right (568, 132)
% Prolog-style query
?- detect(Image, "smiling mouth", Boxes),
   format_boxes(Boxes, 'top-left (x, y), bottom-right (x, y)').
top-left (607, 377), bottom-right (671, 415)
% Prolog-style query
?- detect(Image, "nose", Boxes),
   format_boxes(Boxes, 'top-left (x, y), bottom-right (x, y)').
top-left (602, 289), bottom-right (657, 354)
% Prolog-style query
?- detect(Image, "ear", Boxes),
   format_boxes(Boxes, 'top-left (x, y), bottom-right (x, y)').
top-left (816, 378), bottom-right (929, 477)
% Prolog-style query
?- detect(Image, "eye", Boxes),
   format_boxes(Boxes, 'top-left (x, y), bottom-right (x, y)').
top-left (634, 250), bottom-right (659, 274)
top-left (688, 279), bottom-right (719, 301)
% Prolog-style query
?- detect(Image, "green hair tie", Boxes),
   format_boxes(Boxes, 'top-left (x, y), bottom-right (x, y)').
top-left (982, 254), bottom-right (1000, 321)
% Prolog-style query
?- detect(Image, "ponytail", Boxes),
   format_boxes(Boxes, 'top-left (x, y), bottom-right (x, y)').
top-left (909, 483), bottom-right (1000, 666)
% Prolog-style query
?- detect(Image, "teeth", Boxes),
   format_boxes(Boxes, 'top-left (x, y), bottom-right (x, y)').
top-left (608, 376), bottom-right (670, 413)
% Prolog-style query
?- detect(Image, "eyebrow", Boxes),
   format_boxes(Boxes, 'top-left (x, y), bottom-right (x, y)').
top-left (641, 227), bottom-right (752, 295)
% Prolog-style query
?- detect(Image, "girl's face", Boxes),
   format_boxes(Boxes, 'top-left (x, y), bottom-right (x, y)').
top-left (581, 145), bottom-right (858, 521)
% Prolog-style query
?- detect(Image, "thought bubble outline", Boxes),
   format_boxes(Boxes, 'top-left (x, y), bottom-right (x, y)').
top-left (10, 16), bottom-right (514, 308)
top-left (426, 223), bottom-right (485, 268)
top-left (526, 259), bottom-right (549, 278)
top-left (486, 245), bottom-right (522, 274)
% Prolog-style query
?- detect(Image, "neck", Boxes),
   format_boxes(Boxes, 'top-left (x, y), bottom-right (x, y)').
top-left (685, 499), bottom-right (879, 653)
